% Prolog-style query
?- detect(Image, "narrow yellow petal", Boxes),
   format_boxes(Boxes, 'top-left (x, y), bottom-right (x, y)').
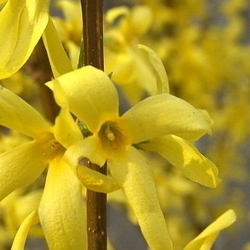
top-left (0, 0), bottom-right (49, 79)
top-left (11, 211), bottom-right (39, 250)
top-left (54, 105), bottom-right (82, 148)
top-left (39, 157), bottom-right (87, 250)
top-left (64, 136), bottom-right (106, 167)
top-left (47, 66), bottom-right (119, 133)
top-left (138, 44), bottom-right (169, 93)
top-left (0, 86), bottom-right (50, 138)
top-left (76, 164), bottom-right (120, 193)
top-left (105, 6), bottom-right (129, 23)
top-left (0, 141), bottom-right (48, 201)
top-left (121, 94), bottom-right (212, 143)
top-left (109, 147), bottom-right (173, 250)
top-left (42, 17), bottom-right (73, 78)
top-left (140, 135), bottom-right (221, 188)
top-left (184, 210), bottom-right (236, 250)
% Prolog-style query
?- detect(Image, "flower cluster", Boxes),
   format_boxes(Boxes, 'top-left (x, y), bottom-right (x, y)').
top-left (0, 0), bottom-right (240, 250)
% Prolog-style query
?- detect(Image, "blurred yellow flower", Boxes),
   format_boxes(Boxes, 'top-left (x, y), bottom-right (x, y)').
top-left (51, 2), bottom-right (158, 103)
top-left (104, 5), bottom-right (157, 104)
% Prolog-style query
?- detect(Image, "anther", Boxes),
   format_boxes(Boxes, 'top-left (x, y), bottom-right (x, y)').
top-left (51, 141), bottom-right (59, 149)
top-left (105, 124), bottom-right (115, 141)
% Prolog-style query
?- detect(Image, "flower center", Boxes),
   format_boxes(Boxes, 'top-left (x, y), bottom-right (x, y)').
top-left (36, 133), bottom-right (65, 160)
top-left (105, 123), bottom-right (115, 141)
top-left (98, 120), bottom-right (128, 156)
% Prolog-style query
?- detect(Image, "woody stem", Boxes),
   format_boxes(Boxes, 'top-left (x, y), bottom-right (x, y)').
top-left (80, 1), bottom-right (107, 250)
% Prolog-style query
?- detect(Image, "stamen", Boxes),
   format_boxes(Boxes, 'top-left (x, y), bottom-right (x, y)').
top-left (51, 140), bottom-right (59, 149)
top-left (105, 124), bottom-right (115, 141)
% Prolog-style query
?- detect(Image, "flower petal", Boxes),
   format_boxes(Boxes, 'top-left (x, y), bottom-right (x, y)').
top-left (140, 135), bottom-right (221, 188)
top-left (42, 17), bottom-right (73, 78)
top-left (121, 94), bottom-right (212, 143)
top-left (54, 105), bottom-right (82, 148)
top-left (46, 66), bottom-right (119, 133)
top-left (109, 147), bottom-right (173, 250)
top-left (0, 86), bottom-right (50, 138)
top-left (184, 209), bottom-right (236, 250)
top-left (0, 141), bottom-right (49, 201)
top-left (138, 44), bottom-right (169, 93)
top-left (64, 136), bottom-right (106, 167)
top-left (105, 6), bottom-right (129, 23)
top-left (11, 211), bottom-right (39, 250)
top-left (76, 164), bottom-right (120, 193)
top-left (0, 0), bottom-right (49, 79)
top-left (38, 157), bottom-right (87, 250)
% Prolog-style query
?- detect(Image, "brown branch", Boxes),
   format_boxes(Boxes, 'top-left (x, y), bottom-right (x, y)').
top-left (82, 0), bottom-right (104, 70)
top-left (80, 1), bottom-right (107, 250)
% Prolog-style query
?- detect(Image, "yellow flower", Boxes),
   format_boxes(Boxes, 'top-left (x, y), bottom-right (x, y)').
top-left (0, 86), bottom-right (87, 250)
top-left (51, 2), bottom-right (158, 103)
top-left (0, 0), bottom-right (72, 79)
top-left (184, 209), bottom-right (236, 250)
top-left (47, 63), bottom-right (220, 250)
top-left (0, 0), bottom-right (49, 79)
top-left (104, 6), bottom-right (157, 104)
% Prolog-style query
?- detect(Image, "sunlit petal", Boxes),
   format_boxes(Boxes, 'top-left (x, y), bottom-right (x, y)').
top-left (109, 147), bottom-right (173, 250)
top-left (76, 164), bottom-right (120, 193)
top-left (140, 135), bottom-right (221, 188)
top-left (64, 136), bottom-right (106, 167)
top-left (121, 94), bottom-right (212, 143)
top-left (42, 17), bottom-right (73, 77)
top-left (54, 105), bottom-right (82, 148)
top-left (39, 157), bottom-right (87, 250)
top-left (0, 0), bottom-right (49, 79)
top-left (0, 141), bottom-right (48, 201)
top-left (184, 210), bottom-right (236, 250)
top-left (0, 86), bottom-right (50, 138)
top-left (139, 44), bottom-right (169, 93)
top-left (46, 66), bottom-right (119, 133)
top-left (11, 211), bottom-right (39, 250)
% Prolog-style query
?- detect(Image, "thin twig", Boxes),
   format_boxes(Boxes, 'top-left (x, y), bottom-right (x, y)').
top-left (80, 1), bottom-right (107, 250)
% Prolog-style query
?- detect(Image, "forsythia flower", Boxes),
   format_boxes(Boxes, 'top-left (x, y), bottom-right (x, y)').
top-left (0, 0), bottom-right (72, 79)
top-left (183, 209), bottom-right (236, 250)
top-left (51, 2), bottom-right (158, 103)
top-left (104, 5), bottom-right (157, 103)
top-left (47, 56), bottom-right (220, 249)
top-left (0, 86), bottom-right (87, 250)
top-left (0, 0), bottom-right (49, 79)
